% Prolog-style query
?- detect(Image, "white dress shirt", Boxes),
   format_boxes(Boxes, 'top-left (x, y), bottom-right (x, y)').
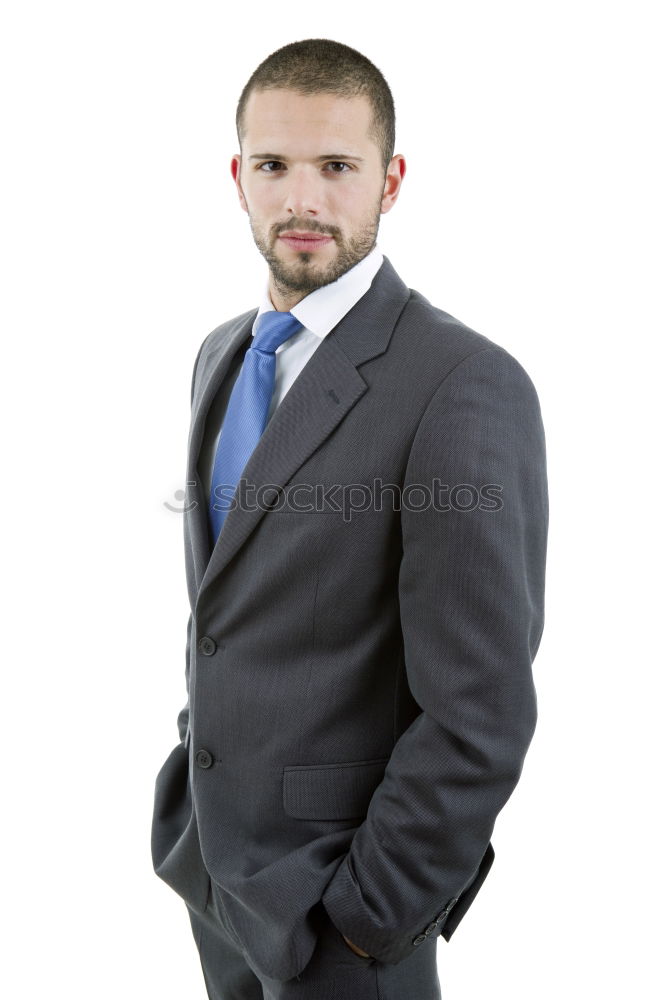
top-left (202, 243), bottom-right (385, 499)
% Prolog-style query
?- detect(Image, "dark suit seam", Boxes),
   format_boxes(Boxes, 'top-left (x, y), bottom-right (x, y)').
top-left (420, 344), bottom-right (501, 426)
top-left (374, 962), bottom-right (382, 1000)
top-left (194, 923), bottom-right (215, 1000)
top-left (403, 346), bottom-right (502, 474)
top-left (397, 288), bottom-right (417, 327)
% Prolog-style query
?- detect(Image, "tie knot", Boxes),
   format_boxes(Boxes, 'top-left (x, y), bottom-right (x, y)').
top-left (253, 310), bottom-right (303, 355)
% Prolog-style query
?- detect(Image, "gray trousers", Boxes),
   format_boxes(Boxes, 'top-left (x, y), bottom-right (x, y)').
top-left (186, 881), bottom-right (443, 1000)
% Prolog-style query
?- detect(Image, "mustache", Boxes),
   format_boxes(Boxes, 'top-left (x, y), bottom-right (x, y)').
top-left (275, 223), bottom-right (338, 238)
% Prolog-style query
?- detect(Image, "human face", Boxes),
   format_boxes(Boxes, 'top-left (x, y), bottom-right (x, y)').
top-left (231, 88), bottom-right (405, 310)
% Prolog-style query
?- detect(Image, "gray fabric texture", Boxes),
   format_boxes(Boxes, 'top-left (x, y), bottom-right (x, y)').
top-left (151, 254), bottom-right (548, 983)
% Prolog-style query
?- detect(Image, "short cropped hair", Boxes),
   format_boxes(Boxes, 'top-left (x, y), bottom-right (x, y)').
top-left (236, 38), bottom-right (395, 176)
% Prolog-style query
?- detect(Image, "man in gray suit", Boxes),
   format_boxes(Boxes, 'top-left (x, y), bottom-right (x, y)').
top-left (151, 37), bottom-right (548, 1000)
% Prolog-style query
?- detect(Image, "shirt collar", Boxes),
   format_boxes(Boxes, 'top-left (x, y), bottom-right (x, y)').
top-left (252, 243), bottom-right (384, 340)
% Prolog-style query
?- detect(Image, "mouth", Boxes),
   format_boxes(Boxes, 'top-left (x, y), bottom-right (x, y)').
top-left (278, 233), bottom-right (334, 252)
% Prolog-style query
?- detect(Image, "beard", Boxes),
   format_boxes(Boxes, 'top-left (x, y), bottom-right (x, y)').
top-left (246, 191), bottom-right (384, 298)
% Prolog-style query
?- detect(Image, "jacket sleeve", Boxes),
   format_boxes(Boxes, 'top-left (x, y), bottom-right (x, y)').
top-left (322, 345), bottom-right (549, 965)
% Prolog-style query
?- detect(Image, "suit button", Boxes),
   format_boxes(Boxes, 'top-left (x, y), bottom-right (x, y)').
top-left (195, 749), bottom-right (213, 768)
top-left (412, 933), bottom-right (427, 946)
top-left (424, 922), bottom-right (438, 935)
top-left (198, 636), bottom-right (217, 656)
top-left (436, 896), bottom-right (459, 922)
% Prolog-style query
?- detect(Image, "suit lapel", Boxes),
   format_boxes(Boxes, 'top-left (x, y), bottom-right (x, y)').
top-left (182, 310), bottom-right (254, 606)
top-left (186, 255), bottom-right (411, 612)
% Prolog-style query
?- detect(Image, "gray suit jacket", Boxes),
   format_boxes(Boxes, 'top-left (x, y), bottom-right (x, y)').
top-left (151, 254), bottom-right (548, 982)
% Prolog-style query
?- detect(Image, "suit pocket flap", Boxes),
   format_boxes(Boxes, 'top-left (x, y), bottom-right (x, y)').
top-left (283, 757), bottom-right (390, 820)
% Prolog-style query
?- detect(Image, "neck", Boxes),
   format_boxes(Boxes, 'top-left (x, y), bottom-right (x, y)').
top-left (268, 281), bottom-right (305, 313)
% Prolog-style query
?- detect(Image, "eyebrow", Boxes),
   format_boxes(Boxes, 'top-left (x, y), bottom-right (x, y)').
top-left (248, 153), bottom-right (364, 162)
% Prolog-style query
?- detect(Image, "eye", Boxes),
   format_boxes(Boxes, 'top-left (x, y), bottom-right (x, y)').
top-left (325, 162), bottom-right (352, 173)
top-left (256, 161), bottom-right (353, 174)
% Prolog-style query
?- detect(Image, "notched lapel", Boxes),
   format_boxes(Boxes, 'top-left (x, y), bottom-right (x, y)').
top-left (188, 255), bottom-right (411, 610)
top-left (198, 336), bottom-right (368, 604)
top-left (184, 312), bottom-right (256, 604)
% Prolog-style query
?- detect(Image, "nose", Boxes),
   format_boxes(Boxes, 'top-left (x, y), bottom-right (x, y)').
top-left (283, 165), bottom-right (323, 218)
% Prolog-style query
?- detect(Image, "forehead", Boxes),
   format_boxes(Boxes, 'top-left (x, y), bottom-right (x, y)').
top-left (243, 88), bottom-right (374, 150)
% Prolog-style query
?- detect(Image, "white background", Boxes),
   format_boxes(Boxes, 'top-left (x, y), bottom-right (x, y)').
top-left (2, 2), bottom-right (664, 997)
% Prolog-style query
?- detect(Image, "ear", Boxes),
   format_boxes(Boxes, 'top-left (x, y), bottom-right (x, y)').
top-left (380, 154), bottom-right (407, 215)
top-left (231, 154), bottom-right (248, 213)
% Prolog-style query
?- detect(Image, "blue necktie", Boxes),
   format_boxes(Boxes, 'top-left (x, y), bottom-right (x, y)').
top-left (208, 310), bottom-right (303, 545)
